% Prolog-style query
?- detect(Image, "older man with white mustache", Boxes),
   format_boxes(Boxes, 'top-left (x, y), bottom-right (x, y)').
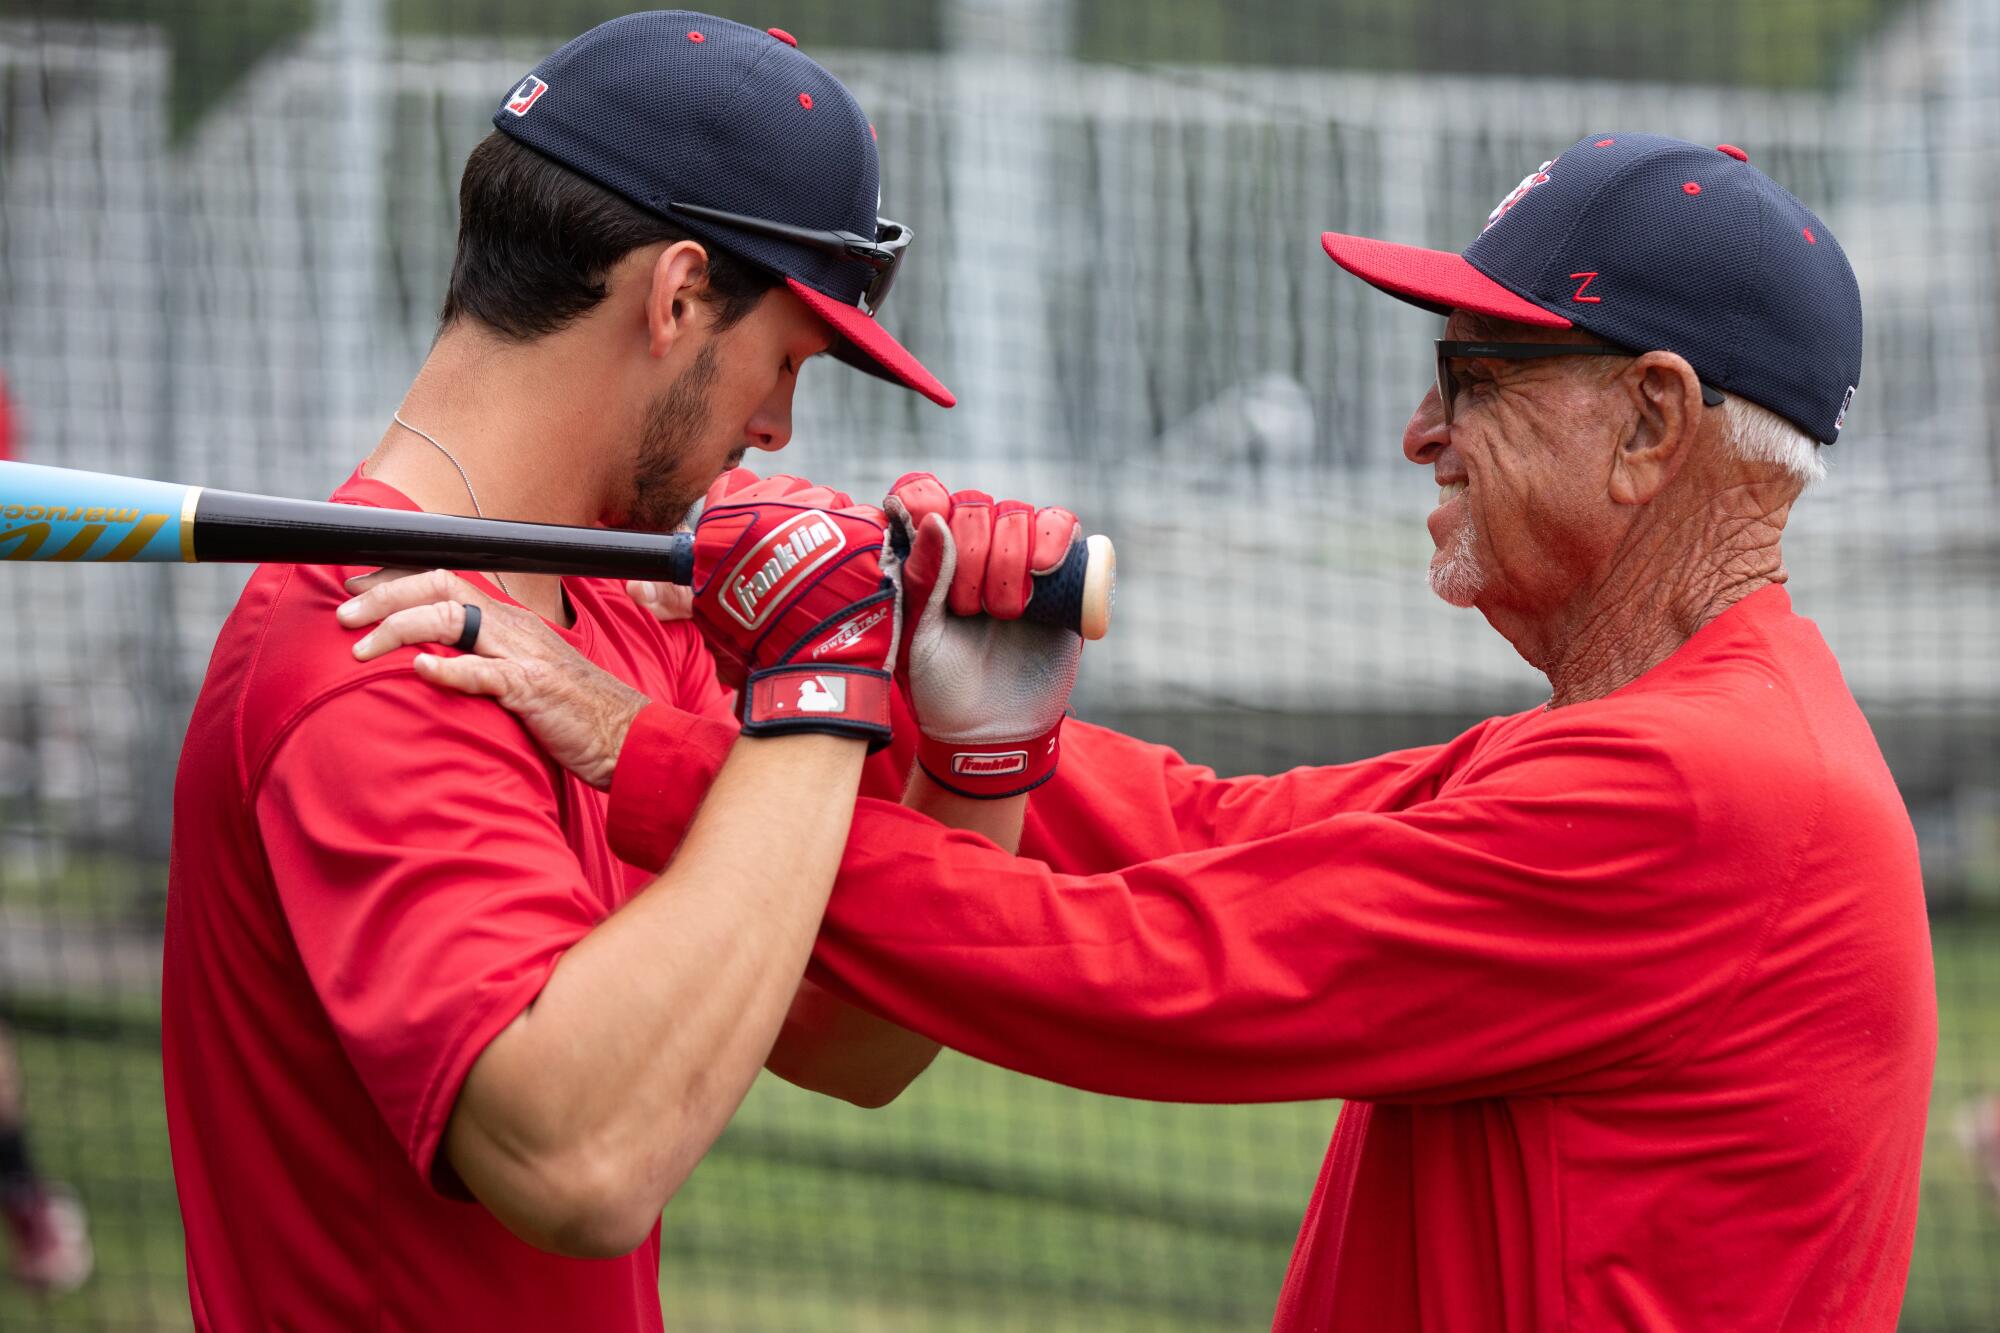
top-left (349, 133), bottom-right (1936, 1331)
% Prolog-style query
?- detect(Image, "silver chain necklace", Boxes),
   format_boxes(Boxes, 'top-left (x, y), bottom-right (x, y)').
top-left (391, 411), bottom-right (513, 599)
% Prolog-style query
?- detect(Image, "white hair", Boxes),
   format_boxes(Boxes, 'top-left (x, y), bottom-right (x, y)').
top-left (1720, 393), bottom-right (1825, 486)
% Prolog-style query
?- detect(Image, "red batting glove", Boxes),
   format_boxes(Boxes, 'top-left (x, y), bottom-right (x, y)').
top-left (690, 470), bottom-right (901, 746)
top-left (885, 473), bottom-right (1082, 797)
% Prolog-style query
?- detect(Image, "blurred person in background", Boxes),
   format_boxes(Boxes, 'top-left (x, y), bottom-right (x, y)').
top-left (0, 374), bottom-right (95, 1296)
top-left (370, 134), bottom-right (1935, 1331)
top-left (1, 1021), bottom-right (93, 1294)
top-left (1956, 1094), bottom-right (2000, 1213)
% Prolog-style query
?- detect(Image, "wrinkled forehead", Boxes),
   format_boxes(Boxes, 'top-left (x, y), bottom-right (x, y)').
top-left (1443, 310), bottom-right (1503, 341)
top-left (1443, 309), bottom-right (1604, 347)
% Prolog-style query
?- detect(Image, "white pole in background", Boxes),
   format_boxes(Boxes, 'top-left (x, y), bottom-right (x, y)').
top-left (1943, 0), bottom-right (1998, 482)
top-left (942, 0), bottom-right (1071, 481)
top-left (324, 0), bottom-right (387, 463)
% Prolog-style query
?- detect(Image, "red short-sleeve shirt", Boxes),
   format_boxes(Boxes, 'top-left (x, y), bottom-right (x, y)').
top-left (162, 472), bottom-right (731, 1331)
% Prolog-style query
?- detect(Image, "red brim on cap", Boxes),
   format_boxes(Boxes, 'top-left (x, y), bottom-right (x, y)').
top-left (1319, 232), bottom-right (1570, 329)
top-left (788, 278), bottom-right (956, 408)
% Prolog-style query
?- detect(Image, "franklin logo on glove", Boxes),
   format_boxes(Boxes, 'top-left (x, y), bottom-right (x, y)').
top-left (722, 512), bottom-right (847, 630)
top-left (952, 751), bottom-right (1028, 778)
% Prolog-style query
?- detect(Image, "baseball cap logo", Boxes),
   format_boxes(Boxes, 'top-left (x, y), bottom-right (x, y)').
top-left (503, 76), bottom-right (548, 117)
top-left (1484, 159), bottom-right (1556, 232)
top-left (1835, 385), bottom-right (1856, 433)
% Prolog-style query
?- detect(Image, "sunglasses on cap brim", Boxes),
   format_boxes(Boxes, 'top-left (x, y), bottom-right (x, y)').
top-left (1435, 340), bottom-right (1725, 425)
top-left (669, 201), bottom-right (911, 317)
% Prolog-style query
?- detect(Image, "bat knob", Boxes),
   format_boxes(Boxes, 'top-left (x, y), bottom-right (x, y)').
top-left (1022, 532), bottom-right (1116, 639)
top-left (1079, 534), bottom-right (1115, 642)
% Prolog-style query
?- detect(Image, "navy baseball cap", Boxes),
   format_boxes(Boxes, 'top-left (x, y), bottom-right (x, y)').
top-left (493, 11), bottom-right (953, 407)
top-left (1323, 133), bottom-right (1861, 444)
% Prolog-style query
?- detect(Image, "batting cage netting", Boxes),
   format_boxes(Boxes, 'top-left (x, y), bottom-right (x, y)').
top-left (0, 0), bottom-right (1996, 1328)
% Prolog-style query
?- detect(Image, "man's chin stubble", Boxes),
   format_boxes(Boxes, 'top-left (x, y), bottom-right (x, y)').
top-left (628, 345), bottom-right (721, 531)
top-left (647, 452), bottom-right (747, 530)
top-left (627, 475), bottom-right (702, 532)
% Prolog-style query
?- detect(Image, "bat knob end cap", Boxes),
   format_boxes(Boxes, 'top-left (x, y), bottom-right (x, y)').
top-left (1080, 533), bottom-right (1115, 641)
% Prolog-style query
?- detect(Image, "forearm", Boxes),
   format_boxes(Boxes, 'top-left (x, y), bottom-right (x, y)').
top-left (765, 769), bottom-right (1023, 1105)
top-left (904, 766), bottom-right (1026, 851)
top-left (446, 732), bottom-right (865, 1256)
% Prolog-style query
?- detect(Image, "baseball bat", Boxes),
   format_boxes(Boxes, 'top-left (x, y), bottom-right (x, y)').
top-left (0, 461), bottom-right (1115, 640)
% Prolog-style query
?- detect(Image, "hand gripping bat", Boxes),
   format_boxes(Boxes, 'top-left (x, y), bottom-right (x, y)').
top-left (0, 461), bottom-right (1116, 639)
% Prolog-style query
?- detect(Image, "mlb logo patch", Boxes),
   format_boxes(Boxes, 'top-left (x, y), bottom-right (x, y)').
top-left (796, 677), bottom-right (847, 714)
top-left (503, 76), bottom-right (548, 117)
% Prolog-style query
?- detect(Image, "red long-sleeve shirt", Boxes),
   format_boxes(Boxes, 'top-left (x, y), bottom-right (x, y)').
top-left (607, 586), bottom-right (1935, 1331)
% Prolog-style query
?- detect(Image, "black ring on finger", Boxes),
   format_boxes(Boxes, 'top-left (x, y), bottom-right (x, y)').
top-left (452, 603), bottom-right (482, 654)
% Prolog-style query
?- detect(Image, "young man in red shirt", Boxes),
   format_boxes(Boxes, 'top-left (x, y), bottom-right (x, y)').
top-left (164, 15), bottom-right (987, 1330)
top-left (364, 135), bottom-right (1936, 1329)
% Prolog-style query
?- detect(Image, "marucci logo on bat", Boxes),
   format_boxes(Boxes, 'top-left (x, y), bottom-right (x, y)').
top-left (1, 509), bottom-right (171, 562)
top-left (2, 505), bottom-right (142, 523)
top-left (722, 513), bottom-right (847, 631)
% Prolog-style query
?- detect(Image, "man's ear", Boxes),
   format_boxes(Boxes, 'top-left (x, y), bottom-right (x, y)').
top-left (1609, 351), bottom-right (1706, 506)
top-left (644, 240), bottom-right (713, 360)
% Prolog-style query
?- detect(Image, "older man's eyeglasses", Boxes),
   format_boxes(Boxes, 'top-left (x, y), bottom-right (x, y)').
top-left (1435, 340), bottom-right (1725, 425)
top-left (669, 201), bottom-right (913, 316)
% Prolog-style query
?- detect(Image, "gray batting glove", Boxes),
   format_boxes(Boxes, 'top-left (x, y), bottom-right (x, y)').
top-left (885, 474), bottom-right (1081, 798)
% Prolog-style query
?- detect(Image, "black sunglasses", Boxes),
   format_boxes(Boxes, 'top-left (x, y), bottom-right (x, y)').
top-left (1435, 340), bottom-right (1725, 425)
top-left (669, 200), bottom-right (912, 317)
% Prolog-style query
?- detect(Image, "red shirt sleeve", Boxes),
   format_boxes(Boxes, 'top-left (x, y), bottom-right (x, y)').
top-left (254, 677), bottom-right (612, 1189)
top-left (804, 711), bottom-right (1796, 1105)
top-left (1021, 720), bottom-right (1450, 873)
top-left (604, 702), bottom-right (1442, 878)
top-left (605, 703), bottom-right (737, 870)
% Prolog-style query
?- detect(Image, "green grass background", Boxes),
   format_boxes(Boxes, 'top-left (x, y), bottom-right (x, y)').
top-left (0, 916), bottom-right (1995, 1331)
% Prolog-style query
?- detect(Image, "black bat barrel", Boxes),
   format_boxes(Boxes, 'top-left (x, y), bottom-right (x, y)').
top-left (194, 488), bottom-right (1101, 635)
top-left (193, 489), bottom-right (698, 585)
